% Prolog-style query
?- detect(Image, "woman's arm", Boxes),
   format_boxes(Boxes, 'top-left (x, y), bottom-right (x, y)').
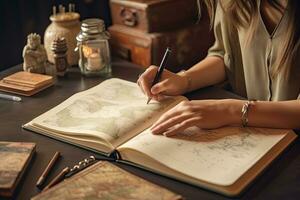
top-left (137, 56), bottom-right (226, 100)
top-left (150, 99), bottom-right (300, 136)
top-left (229, 99), bottom-right (300, 129)
top-left (177, 56), bottom-right (226, 93)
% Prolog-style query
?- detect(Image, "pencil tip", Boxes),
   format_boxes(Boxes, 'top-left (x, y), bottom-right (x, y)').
top-left (146, 98), bottom-right (151, 105)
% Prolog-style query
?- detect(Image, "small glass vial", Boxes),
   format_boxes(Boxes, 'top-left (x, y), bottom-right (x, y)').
top-left (76, 18), bottom-right (111, 77)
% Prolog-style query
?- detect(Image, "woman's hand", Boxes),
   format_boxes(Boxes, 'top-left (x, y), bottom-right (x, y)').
top-left (150, 99), bottom-right (243, 136)
top-left (137, 65), bottom-right (189, 101)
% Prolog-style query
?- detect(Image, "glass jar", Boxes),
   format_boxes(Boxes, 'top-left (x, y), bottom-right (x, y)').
top-left (76, 18), bottom-right (111, 77)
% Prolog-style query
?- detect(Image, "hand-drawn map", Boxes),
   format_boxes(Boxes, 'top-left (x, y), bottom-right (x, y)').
top-left (32, 79), bottom-right (184, 141)
top-left (120, 126), bottom-right (287, 186)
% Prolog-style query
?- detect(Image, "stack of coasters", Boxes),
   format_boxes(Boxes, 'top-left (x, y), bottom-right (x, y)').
top-left (0, 71), bottom-right (54, 96)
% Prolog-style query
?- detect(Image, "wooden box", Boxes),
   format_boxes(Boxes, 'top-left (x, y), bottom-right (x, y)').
top-left (110, 0), bottom-right (199, 33)
top-left (109, 21), bottom-right (214, 72)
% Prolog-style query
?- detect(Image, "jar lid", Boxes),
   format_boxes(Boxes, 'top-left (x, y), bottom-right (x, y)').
top-left (81, 19), bottom-right (104, 28)
top-left (76, 18), bottom-right (110, 42)
top-left (81, 18), bottom-right (105, 34)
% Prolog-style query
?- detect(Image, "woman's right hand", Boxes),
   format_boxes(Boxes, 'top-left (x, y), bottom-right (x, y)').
top-left (137, 65), bottom-right (189, 101)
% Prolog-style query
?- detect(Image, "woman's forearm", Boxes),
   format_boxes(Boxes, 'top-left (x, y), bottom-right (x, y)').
top-left (182, 56), bottom-right (300, 129)
top-left (228, 99), bottom-right (300, 129)
top-left (180, 56), bottom-right (226, 92)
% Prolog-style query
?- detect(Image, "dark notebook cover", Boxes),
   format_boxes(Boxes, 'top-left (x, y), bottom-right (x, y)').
top-left (32, 161), bottom-right (182, 200)
top-left (0, 141), bottom-right (36, 197)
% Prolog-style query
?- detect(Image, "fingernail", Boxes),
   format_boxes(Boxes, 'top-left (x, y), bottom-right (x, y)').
top-left (151, 128), bottom-right (158, 134)
top-left (150, 125), bottom-right (155, 130)
top-left (163, 132), bottom-right (169, 137)
top-left (151, 87), bottom-right (158, 94)
top-left (163, 132), bottom-right (175, 137)
top-left (151, 126), bottom-right (162, 134)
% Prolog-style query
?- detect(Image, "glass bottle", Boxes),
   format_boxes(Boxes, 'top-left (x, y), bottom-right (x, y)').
top-left (76, 18), bottom-right (111, 77)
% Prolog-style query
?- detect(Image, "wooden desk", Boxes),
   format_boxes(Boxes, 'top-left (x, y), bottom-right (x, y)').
top-left (0, 60), bottom-right (299, 200)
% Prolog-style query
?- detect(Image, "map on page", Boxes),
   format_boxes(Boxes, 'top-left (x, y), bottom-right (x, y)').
top-left (121, 126), bottom-right (286, 186)
top-left (38, 79), bottom-right (180, 140)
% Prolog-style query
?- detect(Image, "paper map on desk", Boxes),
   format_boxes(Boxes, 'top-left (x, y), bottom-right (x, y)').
top-left (120, 126), bottom-right (286, 186)
top-left (32, 79), bottom-right (184, 142)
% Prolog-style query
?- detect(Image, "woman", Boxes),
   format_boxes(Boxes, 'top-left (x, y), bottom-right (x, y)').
top-left (137, 0), bottom-right (300, 137)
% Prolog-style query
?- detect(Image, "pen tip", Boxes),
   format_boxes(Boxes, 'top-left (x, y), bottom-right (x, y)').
top-left (146, 98), bottom-right (151, 105)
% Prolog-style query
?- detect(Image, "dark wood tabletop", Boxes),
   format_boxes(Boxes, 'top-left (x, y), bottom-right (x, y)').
top-left (0, 60), bottom-right (299, 200)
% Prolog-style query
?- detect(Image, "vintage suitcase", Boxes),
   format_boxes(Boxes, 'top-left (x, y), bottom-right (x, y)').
top-left (110, 0), bottom-right (199, 33)
top-left (108, 21), bottom-right (214, 72)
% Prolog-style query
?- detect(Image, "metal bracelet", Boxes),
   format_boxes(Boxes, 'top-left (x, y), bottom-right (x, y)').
top-left (241, 100), bottom-right (255, 127)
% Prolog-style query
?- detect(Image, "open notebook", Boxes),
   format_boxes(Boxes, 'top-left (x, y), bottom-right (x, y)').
top-left (23, 78), bottom-right (297, 196)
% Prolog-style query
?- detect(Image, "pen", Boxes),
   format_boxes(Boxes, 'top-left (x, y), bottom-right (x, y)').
top-left (147, 47), bottom-right (172, 104)
top-left (36, 151), bottom-right (60, 188)
top-left (0, 93), bottom-right (22, 102)
top-left (42, 155), bottom-right (101, 190)
top-left (43, 167), bottom-right (70, 191)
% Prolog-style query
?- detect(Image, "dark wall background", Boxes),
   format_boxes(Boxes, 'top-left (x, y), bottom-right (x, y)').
top-left (0, 0), bottom-right (111, 71)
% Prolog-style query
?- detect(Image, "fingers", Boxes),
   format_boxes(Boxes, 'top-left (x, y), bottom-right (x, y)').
top-left (151, 107), bottom-right (181, 129)
top-left (137, 65), bottom-right (158, 98)
top-left (137, 65), bottom-right (176, 98)
top-left (151, 114), bottom-right (192, 134)
top-left (151, 79), bottom-right (169, 95)
top-left (163, 117), bottom-right (200, 137)
top-left (150, 100), bottom-right (200, 136)
top-left (151, 94), bottom-right (165, 101)
top-left (139, 75), bottom-right (152, 98)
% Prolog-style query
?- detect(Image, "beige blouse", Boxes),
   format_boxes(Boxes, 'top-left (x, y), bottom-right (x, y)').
top-left (207, 2), bottom-right (300, 101)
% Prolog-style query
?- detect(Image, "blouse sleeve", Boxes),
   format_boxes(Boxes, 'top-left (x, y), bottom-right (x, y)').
top-left (206, 3), bottom-right (225, 59)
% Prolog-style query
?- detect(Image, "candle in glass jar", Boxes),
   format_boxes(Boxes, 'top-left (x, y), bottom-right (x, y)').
top-left (87, 53), bottom-right (103, 71)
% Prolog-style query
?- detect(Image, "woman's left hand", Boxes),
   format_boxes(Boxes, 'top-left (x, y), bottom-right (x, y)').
top-left (150, 99), bottom-right (242, 136)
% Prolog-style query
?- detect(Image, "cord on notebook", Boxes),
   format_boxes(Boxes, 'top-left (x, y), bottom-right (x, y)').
top-left (65, 156), bottom-right (116, 178)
